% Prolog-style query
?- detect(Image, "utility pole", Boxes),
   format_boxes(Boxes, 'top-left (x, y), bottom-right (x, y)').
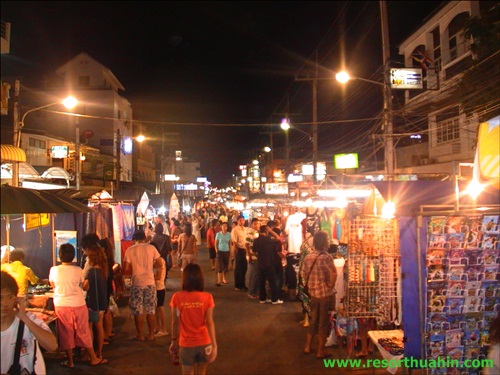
top-left (115, 129), bottom-right (121, 190)
top-left (295, 51), bottom-right (321, 184)
top-left (380, 0), bottom-right (394, 178)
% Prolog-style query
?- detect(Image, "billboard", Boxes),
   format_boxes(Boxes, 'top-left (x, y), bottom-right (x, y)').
top-left (390, 68), bottom-right (423, 89)
top-left (334, 153), bottom-right (359, 169)
top-left (51, 145), bottom-right (68, 159)
top-left (265, 183), bottom-right (288, 195)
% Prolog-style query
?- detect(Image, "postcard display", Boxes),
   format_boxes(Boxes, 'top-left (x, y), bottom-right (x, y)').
top-left (425, 215), bottom-right (499, 375)
top-left (346, 218), bottom-right (401, 325)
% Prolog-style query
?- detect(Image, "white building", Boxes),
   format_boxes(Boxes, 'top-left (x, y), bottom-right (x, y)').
top-left (18, 52), bottom-right (134, 187)
top-left (395, 1), bottom-right (498, 179)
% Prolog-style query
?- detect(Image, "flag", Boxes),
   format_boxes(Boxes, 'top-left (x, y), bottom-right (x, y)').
top-left (412, 51), bottom-right (433, 71)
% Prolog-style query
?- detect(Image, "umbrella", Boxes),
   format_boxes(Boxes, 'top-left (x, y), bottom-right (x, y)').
top-left (1, 186), bottom-right (92, 215)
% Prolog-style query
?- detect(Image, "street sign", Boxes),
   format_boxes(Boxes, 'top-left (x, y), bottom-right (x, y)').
top-left (100, 139), bottom-right (114, 146)
top-left (390, 68), bottom-right (423, 89)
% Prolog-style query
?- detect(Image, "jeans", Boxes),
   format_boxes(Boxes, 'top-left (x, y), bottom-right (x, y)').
top-left (247, 261), bottom-right (259, 296)
top-left (259, 266), bottom-right (279, 302)
top-left (234, 248), bottom-right (248, 289)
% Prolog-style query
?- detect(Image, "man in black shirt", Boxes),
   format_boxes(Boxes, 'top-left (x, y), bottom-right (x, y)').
top-left (253, 225), bottom-right (283, 305)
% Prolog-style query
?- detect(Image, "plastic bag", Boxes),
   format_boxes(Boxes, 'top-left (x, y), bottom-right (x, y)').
top-left (109, 296), bottom-right (120, 317)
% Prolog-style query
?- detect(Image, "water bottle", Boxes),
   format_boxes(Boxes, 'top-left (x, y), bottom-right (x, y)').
top-left (172, 350), bottom-right (180, 366)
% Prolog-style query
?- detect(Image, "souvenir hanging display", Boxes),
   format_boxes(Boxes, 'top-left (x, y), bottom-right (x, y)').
top-left (424, 214), bottom-right (500, 375)
top-left (346, 217), bottom-right (401, 326)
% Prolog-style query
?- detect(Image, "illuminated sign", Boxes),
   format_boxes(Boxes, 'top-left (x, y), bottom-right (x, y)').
top-left (265, 183), bottom-right (289, 195)
top-left (287, 174), bottom-right (303, 183)
top-left (196, 176), bottom-right (207, 182)
top-left (51, 146), bottom-right (68, 159)
top-left (302, 164), bottom-right (314, 175)
top-left (390, 68), bottom-right (423, 89)
top-left (24, 214), bottom-right (50, 231)
top-left (334, 153), bottom-right (359, 169)
top-left (123, 137), bottom-right (133, 154)
top-left (163, 174), bottom-right (179, 181)
top-left (175, 183), bottom-right (198, 191)
top-left (175, 150), bottom-right (182, 160)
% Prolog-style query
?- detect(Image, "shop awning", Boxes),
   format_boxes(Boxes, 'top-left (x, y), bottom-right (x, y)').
top-left (0, 145), bottom-right (26, 162)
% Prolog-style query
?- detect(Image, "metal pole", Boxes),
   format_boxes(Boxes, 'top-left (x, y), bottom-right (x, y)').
top-left (116, 129), bottom-right (121, 190)
top-left (380, 0), bottom-right (394, 178)
top-left (12, 80), bottom-right (20, 187)
top-left (75, 117), bottom-right (80, 190)
top-left (285, 129), bottom-right (289, 168)
top-left (312, 77), bottom-right (318, 184)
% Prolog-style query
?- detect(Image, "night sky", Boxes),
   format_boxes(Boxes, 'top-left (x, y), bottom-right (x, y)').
top-left (1, 1), bottom-right (443, 185)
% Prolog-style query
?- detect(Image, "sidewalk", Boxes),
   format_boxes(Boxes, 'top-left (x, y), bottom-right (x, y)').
top-left (45, 244), bottom-right (408, 374)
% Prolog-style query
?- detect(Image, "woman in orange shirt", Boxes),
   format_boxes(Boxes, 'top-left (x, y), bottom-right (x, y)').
top-left (169, 264), bottom-right (217, 375)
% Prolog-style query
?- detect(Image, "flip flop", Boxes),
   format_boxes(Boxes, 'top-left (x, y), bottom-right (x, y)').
top-left (60, 360), bottom-right (74, 369)
top-left (130, 337), bottom-right (145, 342)
top-left (90, 358), bottom-right (108, 366)
top-left (355, 352), bottom-right (368, 358)
top-left (303, 349), bottom-right (311, 355)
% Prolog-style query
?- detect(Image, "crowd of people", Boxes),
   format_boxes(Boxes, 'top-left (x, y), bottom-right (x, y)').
top-left (2, 204), bottom-right (500, 374)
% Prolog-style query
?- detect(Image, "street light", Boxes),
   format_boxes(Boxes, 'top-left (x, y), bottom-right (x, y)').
top-left (15, 95), bottom-right (78, 148)
top-left (280, 117), bottom-right (313, 173)
top-left (335, 70), bottom-right (394, 177)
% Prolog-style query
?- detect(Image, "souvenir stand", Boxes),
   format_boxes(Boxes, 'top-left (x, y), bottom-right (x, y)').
top-left (343, 215), bottom-right (404, 368)
top-left (421, 210), bottom-right (499, 375)
top-left (371, 180), bottom-right (499, 375)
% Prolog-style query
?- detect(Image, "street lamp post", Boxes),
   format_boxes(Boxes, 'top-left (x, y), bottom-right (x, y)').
top-left (280, 117), bottom-right (313, 176)
top-left (15, 96), bottom-right (78, 148)
top-left (14, 96), bottom-right (78, 187)
top-left (335, 70), bottom-right (394, 177)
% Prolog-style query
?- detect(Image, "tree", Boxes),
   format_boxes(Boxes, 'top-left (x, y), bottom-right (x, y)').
top-left (457, 3), bottom-right (500, 122)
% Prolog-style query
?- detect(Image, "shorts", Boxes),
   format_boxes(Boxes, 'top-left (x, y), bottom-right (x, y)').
top-left (129, 285), bottom-right (157, 315)
top-left (308, 294), bottom-right (335, 337)
top-left (208, 247), bottom-right (216, 259)
top-left (157, 288), bottom-right (166, 307)
top-left (179, 344), bottom-right (212, 366)
top-left (216, 251), bottom-right (230, 273)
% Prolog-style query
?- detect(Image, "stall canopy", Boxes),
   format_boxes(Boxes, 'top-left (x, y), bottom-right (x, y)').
top-left (0, 144), bottom-right (26, 162)
top-left (1, 186), bottom-right (92, 215)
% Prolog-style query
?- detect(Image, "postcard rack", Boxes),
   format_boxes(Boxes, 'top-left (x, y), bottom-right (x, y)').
top-left (424, 214), bottom-right (499, 374)
top-left (346, 218), bottom-right (400, 325)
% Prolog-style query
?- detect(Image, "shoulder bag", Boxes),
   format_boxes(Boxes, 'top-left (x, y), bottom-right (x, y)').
top-left (87, 268), bottom-right (100, 323)
top-left (8, 320), bottom-right (38, 375)
top-left (302, 252), bottom-right (324, 297)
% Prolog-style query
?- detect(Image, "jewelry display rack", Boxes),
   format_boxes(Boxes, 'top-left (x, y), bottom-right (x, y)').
top-left (346, 218), bottom-right (401, 325)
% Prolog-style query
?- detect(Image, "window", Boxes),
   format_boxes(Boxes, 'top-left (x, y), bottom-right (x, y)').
top-left (436, 117), bottom-right (460, 144)
top-left (28, 137), bottom-right (46, 149)
top-left (78, 76), bottom-right (90, 87)
top-left (447, 13), bottom-right (469, 63)
top-left (432, 27), bottom-right (441, 71)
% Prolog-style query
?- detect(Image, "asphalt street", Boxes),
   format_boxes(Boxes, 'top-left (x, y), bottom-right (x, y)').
top-left (44, 243), bottom-right (412, 375)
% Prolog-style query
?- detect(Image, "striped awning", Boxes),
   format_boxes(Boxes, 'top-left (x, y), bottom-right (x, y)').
top-left (0, 144), bottom-right (26, 162)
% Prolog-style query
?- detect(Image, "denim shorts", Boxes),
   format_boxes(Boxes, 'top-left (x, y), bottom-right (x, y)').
top-left (179, 344), bottom-right (212, 366)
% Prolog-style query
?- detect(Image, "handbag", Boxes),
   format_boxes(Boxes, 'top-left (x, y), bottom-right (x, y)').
top-left (87, 268), bottom-right (100, 323)
top-left (7, 320), bottom-right (37, 375)
top-left (303, 253), bottom-right (324, 297)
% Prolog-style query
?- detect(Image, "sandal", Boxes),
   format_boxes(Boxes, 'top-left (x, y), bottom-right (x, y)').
top-left (90, 358), bottom-right (108, 366)
top-left (60, 360), bottom-right (74, 369)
